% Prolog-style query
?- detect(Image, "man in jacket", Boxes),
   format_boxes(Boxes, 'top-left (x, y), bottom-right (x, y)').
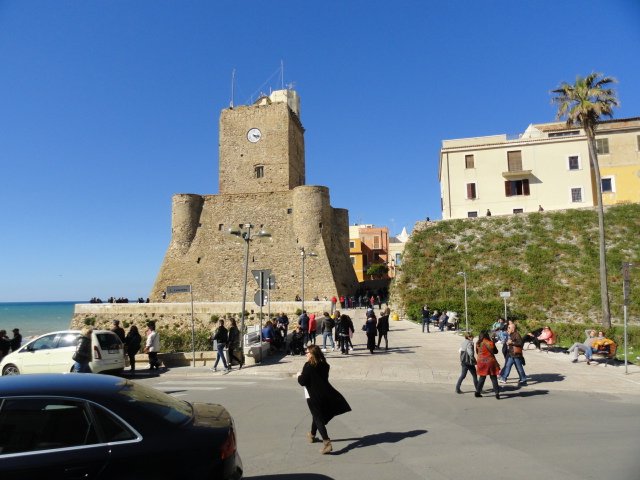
top-left (499, 322), bottom-right (528, 386)
top-left (72, 327), bottom-right (93, 373)
top-left (211, 319), bottom-right (230, 373)
top-left (321, 312), bottom-right (335, 352)
top-left (298, 310), bottom-right (310, 346)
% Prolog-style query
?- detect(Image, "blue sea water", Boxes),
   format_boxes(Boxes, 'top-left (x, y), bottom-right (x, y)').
top-left (0, 302), bottom-right (77, 339)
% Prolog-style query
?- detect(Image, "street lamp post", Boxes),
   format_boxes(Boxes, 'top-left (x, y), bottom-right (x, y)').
top-left (457, 271), bottom-right (468, 332)
top-left (300, 246), bottom-right (317, 312)
top-left (229, 224), bottom-right (271, 344)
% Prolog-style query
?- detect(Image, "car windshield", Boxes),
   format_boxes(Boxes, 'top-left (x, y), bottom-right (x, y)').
top-left (117, 381), bottom-right (192, 425)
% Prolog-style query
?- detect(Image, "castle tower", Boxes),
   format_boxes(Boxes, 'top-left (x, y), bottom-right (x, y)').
top-left (219, 90), bottom-right (305, 194)
top-left (150, 89), bottom-right (357, 304)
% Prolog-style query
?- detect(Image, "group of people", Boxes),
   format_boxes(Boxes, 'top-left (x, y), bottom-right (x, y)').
top-left (0, 328), bottom-right (22, 361)
top-left (89, 297), bottom-right (149, 304)
top-left (456, 319), bottom-right (532, 399)
top-left (565, 329), bottom-right (616, 364)
top-left (290, 308), bottom-right (390, 356)
top-left (210, 318), bottom-right (244, 373)
top-left (72, 320), bottom-right (160, 373)
top-left (421, 306), bottom-right (458, 332)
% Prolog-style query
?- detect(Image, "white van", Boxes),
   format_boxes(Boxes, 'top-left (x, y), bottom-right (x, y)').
top-left (0, 330), bottom-right (125, 376)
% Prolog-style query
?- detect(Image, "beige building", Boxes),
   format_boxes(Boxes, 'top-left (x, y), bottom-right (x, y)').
top-left (388, 227), bottom-right (410, 278)
top-left (439, 117), bottom-right (640, 219)
top-left (151, 89), bottom-right (358, 302)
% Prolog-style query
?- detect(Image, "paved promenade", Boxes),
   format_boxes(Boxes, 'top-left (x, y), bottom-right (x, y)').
top-left (161, 308), bottom-right (640, 397)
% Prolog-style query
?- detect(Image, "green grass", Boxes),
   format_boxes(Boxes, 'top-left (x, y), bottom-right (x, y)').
top-left (394, 204), bottom-right (640, 354)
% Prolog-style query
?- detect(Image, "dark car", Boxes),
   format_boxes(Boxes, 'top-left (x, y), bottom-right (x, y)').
top-left (0, 374), bottom-right (243, 480)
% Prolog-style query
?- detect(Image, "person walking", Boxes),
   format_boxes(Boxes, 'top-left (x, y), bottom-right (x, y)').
top-left (297, 345), bottom-right (351, 454)
top-left (337, 313), bottom-right (354, 354)
top-left (211, 319), bottom-right (230, 373)
top-left (321, 312), bottom-right (336, 352)
top-left (475, 331), bottom-right (501, 399)
top-left (421, 305), bottom-right (430, 333)
top-left (364, 311), bottom-right (377, 354)
top-left (330, 296), bottom-right (337, 315)
top-left (72, 327), bottom-right (93, 373)
top-left (499, 322), bottom-right (528, 386)
top-left (298, 310), bottom-right (310, 345)
top-left (227, 318), bottom-right (244, 369)
top-left (455, 332), bottom-right (478, 394)
top-left (145, 322), bottom-right (161, 371)
top-left (377, 307), bottom-right (390, 350)
top-left (308, 313), bottom-right (317, 345)
top-left (124, 325), bottom-right (142, 372)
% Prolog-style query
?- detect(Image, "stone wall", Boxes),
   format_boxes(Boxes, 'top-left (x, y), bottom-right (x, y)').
top-left (70, 301), bottom-right (333, 332)
top-left (150, 186), bottom-right (358, 303)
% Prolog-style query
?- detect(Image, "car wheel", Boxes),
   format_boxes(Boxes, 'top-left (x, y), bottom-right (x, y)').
top-left (2, 364), bottom-right (20, 376)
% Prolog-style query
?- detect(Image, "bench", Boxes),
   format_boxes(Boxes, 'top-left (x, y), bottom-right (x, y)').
top-left (579, 344), bottom-right (618, 366)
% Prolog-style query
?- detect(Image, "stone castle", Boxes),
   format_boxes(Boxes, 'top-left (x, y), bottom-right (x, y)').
top-left (149, 89), bottom-right (358, 304)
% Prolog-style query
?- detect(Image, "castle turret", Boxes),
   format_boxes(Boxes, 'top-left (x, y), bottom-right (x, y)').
top-left (170, 194), bottom-right (204, 254)
top-left (219, 89), bottom-right (305, 194)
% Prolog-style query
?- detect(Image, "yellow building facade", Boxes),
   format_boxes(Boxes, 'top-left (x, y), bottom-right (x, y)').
top-left (439, 117), bottom-right (640, 219)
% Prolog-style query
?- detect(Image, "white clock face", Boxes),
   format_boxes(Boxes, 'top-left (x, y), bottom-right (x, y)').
top-left (247, 128), bottom-right (262, 143)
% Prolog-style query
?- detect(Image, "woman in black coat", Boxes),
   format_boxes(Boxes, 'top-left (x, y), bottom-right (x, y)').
top-left (376, 307), bottom-right (390, 350)
top-left (365, 311), bottom-right (378, 354)
top-left (297, 345), bottom-right (351, 454)
top-left (124, 325), bottom-right (142, 372)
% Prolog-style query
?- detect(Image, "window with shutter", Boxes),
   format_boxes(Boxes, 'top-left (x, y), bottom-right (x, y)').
top-left (465, 155), bottom-right (475, 169)
top-left (595, 138), bottom-right (609, 155)
top-left (507, 151), bottom-right (523, 172)
top-left (466, 183), bottom-right (477, 199)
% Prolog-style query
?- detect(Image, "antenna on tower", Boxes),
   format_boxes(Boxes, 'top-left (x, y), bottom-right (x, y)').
top-left (280, 60), bottom-right (284, 89)
top-left (230, 68), bottom-right (236, 108)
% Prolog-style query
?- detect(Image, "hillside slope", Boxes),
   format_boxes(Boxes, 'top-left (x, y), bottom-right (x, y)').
top-left (395, 204), bottom-right (640, 326)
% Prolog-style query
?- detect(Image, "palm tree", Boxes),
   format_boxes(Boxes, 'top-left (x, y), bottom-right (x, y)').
top-left (551, 73), bottom-right (619, 328)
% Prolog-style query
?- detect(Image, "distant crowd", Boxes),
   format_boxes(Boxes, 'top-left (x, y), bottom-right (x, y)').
top-left (90, 297), bottom-right (150, 304)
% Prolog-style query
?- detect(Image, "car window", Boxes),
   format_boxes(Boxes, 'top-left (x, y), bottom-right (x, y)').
top-left (117, 382), bottom-right (192, 425)
top-left (57, 333), bottom-right (81, 349)
top-left (90, 404), bottom-right (137, 442)
top-left (95, 333), bottom-right (122, 350)
top-left (0, 398), bottom-right (98, 454)
top-left (29, 334), bottom-right (58, 351)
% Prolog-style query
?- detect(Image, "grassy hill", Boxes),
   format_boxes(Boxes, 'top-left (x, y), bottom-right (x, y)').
top-left (394, 203), bottom-right (640, 334)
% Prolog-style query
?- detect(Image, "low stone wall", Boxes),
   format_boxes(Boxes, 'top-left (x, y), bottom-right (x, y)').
top-left (71, 301), bottom-right (333, 331)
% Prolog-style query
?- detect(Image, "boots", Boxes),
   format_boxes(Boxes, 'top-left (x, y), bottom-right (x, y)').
top-left (306, 432), bottom-right (317, 444)
top-left (320, 439), bottom-right (332, 454)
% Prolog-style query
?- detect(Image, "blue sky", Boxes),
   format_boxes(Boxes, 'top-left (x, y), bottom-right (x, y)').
top-left (1, 0), bottom-right (639, 302)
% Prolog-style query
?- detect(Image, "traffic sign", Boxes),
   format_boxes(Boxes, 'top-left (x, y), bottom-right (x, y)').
top-left (167, 285), bottom-right (191, 294)
top-left (252, 269), bottom-right (271, 289)
top-left (254, 290), bottom-right (268, 307)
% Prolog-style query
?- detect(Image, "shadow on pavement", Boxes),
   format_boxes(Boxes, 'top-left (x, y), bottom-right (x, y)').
top-left (527, 373), bottom-right (565, 384)
top-left (499, 388), bottom-right (550, 399)
top-left (120, 368), bottom-right (169, 379)
top-left (246, 475), bottom-right (333, 480)
top-left (331, 429), bottom-right (427, 455)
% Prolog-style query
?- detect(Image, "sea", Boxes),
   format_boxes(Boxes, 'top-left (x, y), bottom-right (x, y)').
top-left (0, 302), bottom-right (78, 339)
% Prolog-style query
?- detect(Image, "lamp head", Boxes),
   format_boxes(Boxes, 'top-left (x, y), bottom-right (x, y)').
top-left (457, 271), bottom-right (465, 276)
top-left (256, 228), bottom-right (271, 239)
top-left (228, 227), bottom-right (241, 237)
